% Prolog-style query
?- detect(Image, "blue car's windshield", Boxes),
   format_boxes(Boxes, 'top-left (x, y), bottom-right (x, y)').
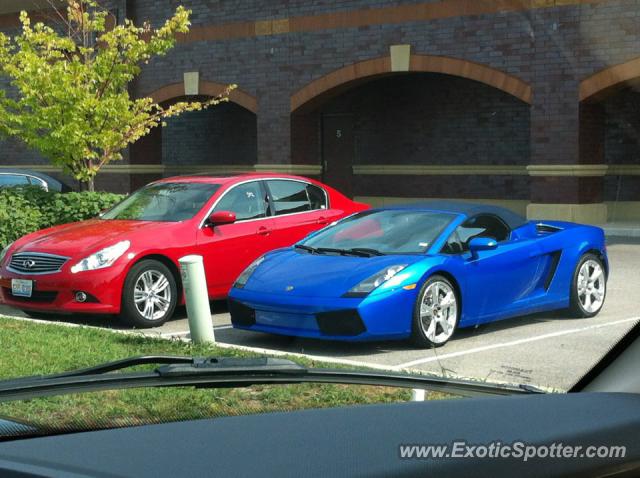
top-left (102, 182), bottom-right (220, 222)
top-left (302, 209), bottom-right (454, 254)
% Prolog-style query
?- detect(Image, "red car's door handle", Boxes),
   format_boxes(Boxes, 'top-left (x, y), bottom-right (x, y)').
top-left (257, 226), bottom-right (271, 236)
top-left (316, 216), bottom-right (330, 225)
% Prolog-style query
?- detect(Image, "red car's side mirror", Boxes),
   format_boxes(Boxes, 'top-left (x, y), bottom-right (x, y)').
top-left (207, 210), bottom-right (236, 227)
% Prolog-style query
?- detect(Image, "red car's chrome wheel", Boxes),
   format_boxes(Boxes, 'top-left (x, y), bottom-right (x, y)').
top-left (120, 260), bottom-right (177, 328)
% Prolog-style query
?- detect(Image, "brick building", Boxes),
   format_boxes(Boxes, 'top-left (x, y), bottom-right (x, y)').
top-left (1, 0), bottom-right (640, 223)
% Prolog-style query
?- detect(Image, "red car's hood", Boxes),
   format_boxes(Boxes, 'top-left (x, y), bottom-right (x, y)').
top-left (13, 220), bottom-right (175, 256)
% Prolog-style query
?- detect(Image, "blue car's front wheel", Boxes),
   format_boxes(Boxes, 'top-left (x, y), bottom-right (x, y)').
top-left (411, 275), bottom-right (460, 348)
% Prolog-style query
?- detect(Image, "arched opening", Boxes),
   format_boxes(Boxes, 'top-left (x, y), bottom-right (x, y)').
top-left (291, 56), bottom-right (531, 208)
top-left (580, 85), bottom-right (640, 222)
top-left (578, 59), bottom-right (640, 222)
top-left (128, 82), bottom-right (257, 192)
top-left (579, 57), bottom-right (640, 103)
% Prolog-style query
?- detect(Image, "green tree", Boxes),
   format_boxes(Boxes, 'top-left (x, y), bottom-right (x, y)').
top-left (0, 1), bottom-right (233, 191)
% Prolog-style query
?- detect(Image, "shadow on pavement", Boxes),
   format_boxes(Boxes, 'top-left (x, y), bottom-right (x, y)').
top-left (211, 309), bottom-right (579, 359)
top-left (0, 301), bottom-right (229, 331)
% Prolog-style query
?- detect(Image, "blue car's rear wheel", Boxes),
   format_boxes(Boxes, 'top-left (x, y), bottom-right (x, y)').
top-left (570, 253), bottom-right (606, 318)
top-left (411, 275), bottom-right (459, 348)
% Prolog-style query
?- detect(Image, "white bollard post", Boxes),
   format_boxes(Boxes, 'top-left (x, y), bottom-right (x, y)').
top-left (179, 255), bottom-right (215, 344)
top-left (411, 389), bottom-right (426, 402)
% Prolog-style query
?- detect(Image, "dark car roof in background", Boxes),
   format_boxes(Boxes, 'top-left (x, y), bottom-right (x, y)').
top-left (381, 200), bottom-right (528, 230)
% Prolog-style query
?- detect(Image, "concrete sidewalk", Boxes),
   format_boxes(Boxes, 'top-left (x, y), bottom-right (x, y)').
top-left (603, 222), bottom-right (640, 238)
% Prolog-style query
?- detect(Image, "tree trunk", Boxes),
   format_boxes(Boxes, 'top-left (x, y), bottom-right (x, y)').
top-left (80, 178), bottom-right (95, 192)
top-left (85, 158), bottom-right (95, 192)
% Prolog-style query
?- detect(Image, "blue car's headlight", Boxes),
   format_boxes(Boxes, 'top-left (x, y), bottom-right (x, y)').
top-left (234, 255), bottom-right (266, 289)
top-left (344, 264), bottom-right (408, 297)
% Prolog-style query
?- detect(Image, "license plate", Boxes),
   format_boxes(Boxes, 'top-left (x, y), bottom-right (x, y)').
top-left (11, 279), bottom-right (33, 298)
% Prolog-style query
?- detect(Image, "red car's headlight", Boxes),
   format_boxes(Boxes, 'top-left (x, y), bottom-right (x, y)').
top-left (70, 240), bottom-right (131, 273)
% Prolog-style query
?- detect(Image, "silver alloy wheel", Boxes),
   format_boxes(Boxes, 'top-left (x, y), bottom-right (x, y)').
top-left (419, 281), bottom-right (458, 344)
top-left (577, 259), bottom-right (605, 313)
top-left (133, 270), bottom-right (172, 321)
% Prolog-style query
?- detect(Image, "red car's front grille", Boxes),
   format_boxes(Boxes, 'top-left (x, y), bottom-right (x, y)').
top-left (8, 252), bottom-right (69, 275)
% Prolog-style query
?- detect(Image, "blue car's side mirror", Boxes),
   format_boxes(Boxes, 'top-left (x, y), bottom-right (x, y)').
top-left (468, 236), bottom-right (498, 260)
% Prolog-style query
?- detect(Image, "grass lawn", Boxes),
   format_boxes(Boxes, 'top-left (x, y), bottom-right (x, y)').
top-left (0, 316), bottom-right (448, 432)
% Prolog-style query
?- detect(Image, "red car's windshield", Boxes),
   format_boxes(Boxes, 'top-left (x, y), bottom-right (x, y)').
top-left (101, 182), bottom-right (220, 222)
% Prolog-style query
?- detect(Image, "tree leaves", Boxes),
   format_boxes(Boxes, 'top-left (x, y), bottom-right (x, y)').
top-left (0, 1), bottom-right (234, 190)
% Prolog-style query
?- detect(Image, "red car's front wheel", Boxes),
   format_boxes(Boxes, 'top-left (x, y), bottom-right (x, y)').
top-left (120, 260), bottom-right (177, 328)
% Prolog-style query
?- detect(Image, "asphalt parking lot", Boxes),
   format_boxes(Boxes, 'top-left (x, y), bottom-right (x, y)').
top-left (1, 238), bottom-right (638, 392)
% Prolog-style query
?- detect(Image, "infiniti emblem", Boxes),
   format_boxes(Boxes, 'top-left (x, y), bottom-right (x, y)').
top-left (23, 259), bottom-right (36, 269)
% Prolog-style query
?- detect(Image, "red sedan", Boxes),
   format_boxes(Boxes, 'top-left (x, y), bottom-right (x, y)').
top-left (0, 174), bottom-right (367, 327)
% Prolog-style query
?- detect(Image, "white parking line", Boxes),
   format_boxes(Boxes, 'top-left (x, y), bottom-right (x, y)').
top-left (396, 316), bottom-right (640, 369)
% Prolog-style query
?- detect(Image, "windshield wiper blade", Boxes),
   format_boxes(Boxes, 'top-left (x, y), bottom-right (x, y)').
top-left (293, 244), bottom-right (317, 254)
top-left (347, 248), bottom-right (385, 257)
top-left (315, 247), bottom-right (350, 255)
top-left (294, 246), bottom-right (381, 257)
top-left (0, 356), bottom-right (541, 403)
top-left (313, 247), bottom-right (380, 257)
top-left (45, 355), bottom-right (194, 379)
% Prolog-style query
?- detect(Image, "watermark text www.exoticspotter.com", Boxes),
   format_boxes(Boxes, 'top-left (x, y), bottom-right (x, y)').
top-left (399, 441), bottom-right (626, 462)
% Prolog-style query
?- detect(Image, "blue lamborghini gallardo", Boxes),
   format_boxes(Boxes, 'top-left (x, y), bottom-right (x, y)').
top-left (228, 202), bottom-right (608, 347)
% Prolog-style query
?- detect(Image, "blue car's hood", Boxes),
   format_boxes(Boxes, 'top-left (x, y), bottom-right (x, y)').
top-left (245, 249), bottom-right (426, 297)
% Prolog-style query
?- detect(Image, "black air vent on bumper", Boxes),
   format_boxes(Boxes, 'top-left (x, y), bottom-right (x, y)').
top-left (228, 299), bottom-right (256, 326)
top-left (3, 288), bottom-right (58, 303)
top-left (316, 309), bottom-right (366, 336)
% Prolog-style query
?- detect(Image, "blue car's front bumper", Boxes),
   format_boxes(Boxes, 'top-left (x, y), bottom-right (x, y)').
top-left (228, 286), bottom-right (418, 341)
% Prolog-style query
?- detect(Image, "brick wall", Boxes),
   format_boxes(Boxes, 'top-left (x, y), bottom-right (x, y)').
top-left (603, 87), bottom-right (640, 201)
top-left (126, 2), bottom-right (640, 175)
top-left (318, 74), bottom-right (530, 167)
top-left (129, 0), bottom-right (442, 27)
top-left (162, 101), bottom-right (257, 165)
top-left (354, 174), bottom-right (531, 200)
top-left (0, 0), bottom-right (639, 207)
top-left (604, 88), bottom-right (640, 166)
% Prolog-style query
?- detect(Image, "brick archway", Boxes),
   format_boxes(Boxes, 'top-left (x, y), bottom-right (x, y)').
top-left (130, 80), bottom-right (258, 191)
top-left (146, 80), bottom-right (258, 113)
top-left (291, 54), bottom-right (532, 111)
top-left (580, 57), bottom-right (640, 102)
